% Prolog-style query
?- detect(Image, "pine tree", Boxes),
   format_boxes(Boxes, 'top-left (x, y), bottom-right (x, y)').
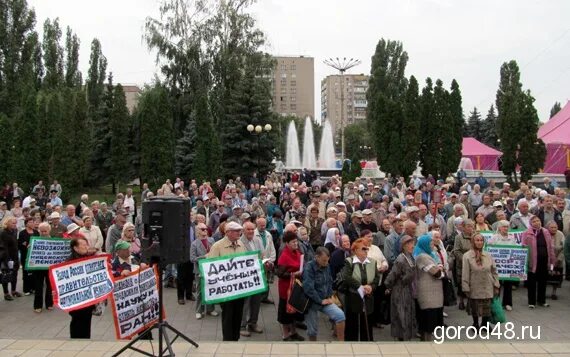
top-left (175, 114), bottom-right (197, 179)
top-left (480, 105), bottom-right (499, 148)
top-left (445, 79), bottom-right (464, 176)
top-left (109, 84), bottom-right (131, 188)
top-left (419, 78), bottom-right (436, 176)
top-left (466, 107), bottom-right (482, 140)
top-left (550, 101), bottom-right (561, 119)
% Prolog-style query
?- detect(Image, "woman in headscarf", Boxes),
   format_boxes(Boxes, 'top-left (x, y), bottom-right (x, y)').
top-left (414, 233), bottom-right (444, 341)
top-left (385, 235), bottom-right (416, 341)
top-left (324, 227), bottom-right (341, 254)
top-left (489, 220), bottom-right (515, 310)
top-left (546, 220), bottom-right (564, 300)
top-left (453, 219), bottom-right (474, 310)
top-left (341, 238), bottom-right (380, 341)
top-left (462, 232), bottom-right (500, 329)
top-left (522, 215), bottom-right (556, 308)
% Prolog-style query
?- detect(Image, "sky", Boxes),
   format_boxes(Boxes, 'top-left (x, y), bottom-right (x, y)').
top-left (28, 0), bottom-right (570, 122)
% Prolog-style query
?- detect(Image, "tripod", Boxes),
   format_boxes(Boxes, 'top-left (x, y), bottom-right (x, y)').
top-left (113, 263), bottom-right (199, 357)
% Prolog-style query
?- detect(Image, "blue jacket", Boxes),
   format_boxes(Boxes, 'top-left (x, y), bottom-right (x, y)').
top-left (302, 260), bottom-right (333, 305)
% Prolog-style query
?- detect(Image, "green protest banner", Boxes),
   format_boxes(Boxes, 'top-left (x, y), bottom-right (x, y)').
top-left (198, 251), bottom-right (267, 305)
top-left (25, 236), bottom-right (71, 270)
top-left (484, 244), bottom-right (529, 281)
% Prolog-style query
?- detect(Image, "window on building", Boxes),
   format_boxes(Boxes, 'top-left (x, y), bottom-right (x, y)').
top-left (291, 73), bottom-right (296, 78)
top-left (280, 79), bottom-right (286, 86)
top-left (280, 64), bottom-right (287, 70)
top-left (291, 96), bottom-right (296, 102)
top-left (280, 104), bottom-right (287, 110)
top-left (291, 88), bottom-right (297, 94)
top-left (281, 73), bottom-right (287, 78)
top-left (291, 80), bottom-right (296, 86)
top-left (291, 104), bottom-right (297, 110)
top-left (280, 96), bottom-right (286, 102)
top-left (291, 64), bottom-right (297, 70)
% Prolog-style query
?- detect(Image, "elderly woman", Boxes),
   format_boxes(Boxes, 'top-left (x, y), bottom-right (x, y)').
top-left (385, 235), bottom-right (416, 341)
top-left (324, 227), bottom-right (341, 254)
top-left (488, 220), bottom-right (516, 310)
top-left (462, 232), bottom-right (500, 329)
top-left (545, 220), bottom-right (564, 300)
top-left (453, 219), bottom-right (475, 310)
top-left (1, 217), bottom-right (21, 300)
top-left (79, 216), bottom-right (104, 254)
top-left (414, 233), bottom-right (444, 341)
top-left (522, 215), bottom-right (556, 308)
top-left (276, 231), bottom-right (305, 341)
top-left (341, 238), bottom-right (380, 341)
top-left (121, 222), bottom-right (141, 259)
top-left (360, 229), bottom-right (389, 328)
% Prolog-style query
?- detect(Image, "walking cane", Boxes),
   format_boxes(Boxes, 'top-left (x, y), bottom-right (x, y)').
top-left (363, 296), bottom-right (370, 341)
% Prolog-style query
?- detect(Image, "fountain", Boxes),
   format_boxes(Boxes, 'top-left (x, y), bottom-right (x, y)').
top-left (318, 120), bottom-right (336, 168)
top-left (285, 121), bottom-right (301, 168)
top-left (302, 116), bottom-right (317, 169)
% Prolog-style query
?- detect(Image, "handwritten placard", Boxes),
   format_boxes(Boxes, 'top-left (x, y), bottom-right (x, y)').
top-left (26, 237), bottom-right (70, 270)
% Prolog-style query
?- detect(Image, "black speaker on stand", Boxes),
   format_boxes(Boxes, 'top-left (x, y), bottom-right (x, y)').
top-left (113, 196), bottom-right (198, 357)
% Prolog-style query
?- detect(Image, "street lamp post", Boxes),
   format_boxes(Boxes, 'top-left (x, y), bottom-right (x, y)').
top-left (247, 123), bottom-right (272, 176)
top-left (359, 145), bottom-right (371, 160)
top-left (323, 57), bottom-right (361, 163)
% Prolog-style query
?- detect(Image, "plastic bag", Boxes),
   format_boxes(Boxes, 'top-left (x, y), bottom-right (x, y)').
top-left (490, 297), bottom-right (507, 324)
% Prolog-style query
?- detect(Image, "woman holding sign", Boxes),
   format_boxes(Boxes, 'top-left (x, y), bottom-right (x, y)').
top-left (67, 236), bottom-right (96, 338)
top-left (522, 216), bottom-right (556, 308)
top-left (489, 220), bottom-right (516, 311)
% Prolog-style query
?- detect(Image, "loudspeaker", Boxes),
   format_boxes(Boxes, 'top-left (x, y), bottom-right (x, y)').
top-left (142, 196), bottom-right (190, 265)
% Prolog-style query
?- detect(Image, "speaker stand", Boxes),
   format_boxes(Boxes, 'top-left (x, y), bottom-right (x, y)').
top-left (112, 264), bottom-right (199, 357)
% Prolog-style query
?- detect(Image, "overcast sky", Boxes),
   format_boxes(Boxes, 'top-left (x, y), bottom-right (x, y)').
top-left (29, 0), bottom-right (570, 122)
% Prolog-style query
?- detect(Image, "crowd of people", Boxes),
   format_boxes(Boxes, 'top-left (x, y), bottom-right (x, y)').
top-left (0, 170), bottom-right (569, 342)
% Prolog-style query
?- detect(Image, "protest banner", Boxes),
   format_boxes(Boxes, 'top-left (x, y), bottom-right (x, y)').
top-left (480, 229), bottom-right (524, 244)
top-left (198, 251), bottom-right (267, 305)
top-left (49, 254), bottom-right (114, 312)
top-left (484, 244), bottom-right (528, 281)
top-left (110, 266), bottom-right (162, 340)
top-left (25, 237), bottom-right (70, 270)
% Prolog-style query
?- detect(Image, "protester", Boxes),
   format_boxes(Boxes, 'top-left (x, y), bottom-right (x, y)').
top-left (1, 217), bottom-right (21, 300)
top-left (453, 219), bottom-right (474, 310)
top-left (462, 232), bottom-right (500, 329)
top-left (341, 238), bottom-right (380, 341)
top-left (414, 233), bottom-right (444, 341)
top-left (489, 220), bottom-right (516, 310)
top-left (207, 221), bottom-right (247, 341)
top-left (79, 216), bottom-right (104, 254)
top-left (190, 222), bottom-right (217, 319)
top-left (276, 231), bottom-right (305, 341)
top-left (239, 221), bottom-right (265, 336)
top-left (522, 215), bottom-right (556, 308)
top-left (303, 247), bottom-right (346, 341)
top-left (384, 235), bottom-right (416, 341)
top-left (33, 222), bottom-right (54, 312)
top-left (17, 216), bottom-right (38, 295)
top-left (67, 236), bottom-right (95, 338)
top-left (545, 220), bottom-right (564, 300)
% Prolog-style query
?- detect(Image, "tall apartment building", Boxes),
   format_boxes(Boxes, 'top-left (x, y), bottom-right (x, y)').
top-left (320, 74), bottom-right (369, 135)
top-left (272, 56), bottom-right (315, 119)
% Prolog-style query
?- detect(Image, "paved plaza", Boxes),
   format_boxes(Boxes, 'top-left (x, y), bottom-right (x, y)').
top-left (1, 280), bottom-right (570, 356)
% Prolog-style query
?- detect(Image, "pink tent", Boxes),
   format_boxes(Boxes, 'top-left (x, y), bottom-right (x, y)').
top-left (538, 101), bottom-right (570, 174)
top-left (461, 137), bottom-right (502, 171)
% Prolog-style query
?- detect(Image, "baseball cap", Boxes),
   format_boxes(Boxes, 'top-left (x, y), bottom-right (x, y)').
top-left (226, 222), bottom-right (243, 231)
top-left (493, 201), bottom-right (503, 207)
top-left (352, 211), bottom-right (363, 218)
top-left (114, 240), bottom-right (131, 251)
top-left (362, 209), bottom-right (373, 215)
top-left (48, 212), bottom-right (60, 219)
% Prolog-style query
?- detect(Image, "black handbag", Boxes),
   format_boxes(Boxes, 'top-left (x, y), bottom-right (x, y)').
top-left (286, 278), bottom-right (309, 314)
top-left (443, 276), bottom-right (457, 306)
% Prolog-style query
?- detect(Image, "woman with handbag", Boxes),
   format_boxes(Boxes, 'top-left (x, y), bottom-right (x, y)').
top-left (384, 235), bottom-right (416, 341)
top-left (462, 232), bottom-right (500, 329)
top-left (489, 220), bottom-right (516, 311)
top-left (545, 220), bottom-right (564, 300)
top-left (414, 233), bottom-right (445, 341)
top-left (341, 238), bottom-right (380, 341)
top-left (276, 231), bottom-right (305, 341)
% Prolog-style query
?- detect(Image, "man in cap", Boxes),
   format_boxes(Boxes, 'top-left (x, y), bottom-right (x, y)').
top-left (48, 212), bottom-right (67, 238)
top-left (208, 221), bottom-right (247, 341)
top-left (105, 209), bottom-right (127, 254)
top-left (239, 222), bottom-right (265, 337)
top-left (405, 205), bottom-right (428, 236)
top-left (360, 209), bottom-right (378, 233)
top-left (111, 240), bottom-right (146, 277)
top-left (347, 211), bottom-right (363, 243)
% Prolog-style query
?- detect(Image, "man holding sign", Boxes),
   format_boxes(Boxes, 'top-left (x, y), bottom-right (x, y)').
top-left (206, 221), bottom-right (247, 341)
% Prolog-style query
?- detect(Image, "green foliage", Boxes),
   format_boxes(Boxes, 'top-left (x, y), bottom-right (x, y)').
top-left (550, 101), bottom-right (561, 119)
top-left (64, 27), bottom-right (81, 87)
top-left (42, 18), bottom-right (64, 89)
top-left (344, 121), bottom-right (373, 160)
top-left (400, 75), bottom-right (421, 178)
top-left (496, 60), bottom-right (546, 185)
top-left (366, 38), bottom-right (410, 176)
top-left (443, 79), bottom-right (463, 176)
top-left (109, 84), bottom-right (131, 185)
top-left (137, 84), bottom-right (175, 187)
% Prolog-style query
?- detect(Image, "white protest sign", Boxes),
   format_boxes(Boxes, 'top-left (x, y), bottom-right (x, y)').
top-left (49, 254), bottom-right (114, 311)
top-left (198, 251), bottom-right (267, 304)
top-left (26, 237), bottom-right (70, 270)
top-left (484, 244), bottom-right (529, 281)
top-left (110, 266), bottom-right (161, 339)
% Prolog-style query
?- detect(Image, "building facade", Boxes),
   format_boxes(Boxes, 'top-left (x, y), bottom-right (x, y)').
top-left (271, 56), bottom-right (314, 119)
top-left (122, 85), bottom-right (142, 114)
top-left (320, 74), bottom-right (369, 135)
